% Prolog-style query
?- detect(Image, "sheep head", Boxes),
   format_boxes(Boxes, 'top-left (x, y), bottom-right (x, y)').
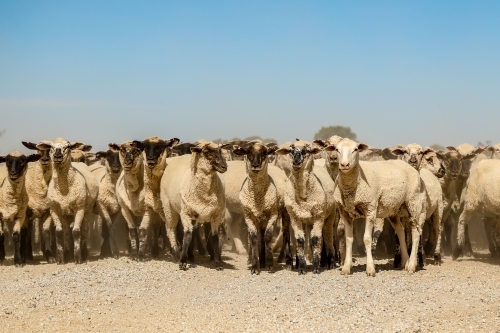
top-left (0, 151), bottom-right (41, 181)
top-left (276, 139), bottom-right (321, 172)
top-left (110, 141), bottom-right (143, 172)
top-left (391, 143), bottom-right (431, 170)
top-left (22, 141), bottom-right (51, 166)
top-left (133, 136), bottom-right (179, 169)
top-left (436, 146), bottom-right (484, 180)
top-left (313, 135), bottom-right (343, 167)
top-left (36, 138), bottom-right (87, 166)
top-left (95, 145), bottom-right (123, 174)
top-left (421, 148), bottom-right (446, 178)
top-left (324, 138), bottom-right (368, 173)
top-left (455, 144), bottom-right (485, 178)
top-left (190, 140), bottom-right (228, 174)
top-left (232, 140), bottom-right (278, 172)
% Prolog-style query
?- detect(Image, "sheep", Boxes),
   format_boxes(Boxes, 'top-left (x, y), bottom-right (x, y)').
top-left (453, 158), bottom-right (500, 260)
top-left (36, 138), bottom-right (99, 264)
top-left (70, 145), bottom-right (95, 165)
top-left (129, 137), bottom-right (179, 259)
top-left (21, 141), bottom-right (55, 262)
top-left (114, 141), bottom-right (147, 258)
top-left (231, 141), bottom-right (291, 274)
top-left (160, 140), bottom-right (227, 270)
top-left (89, 145), bottom-right (123, 258)
top-left (0, 152), bottom-right (41, 265)
top-left (324, 138), bottom-right (426, 276)
top-left (435, 146), bottom-right (484, 255)
top-left (392, 144), bottom-right (444, 265)
top-left (275, 139), bottom-right (336, 274)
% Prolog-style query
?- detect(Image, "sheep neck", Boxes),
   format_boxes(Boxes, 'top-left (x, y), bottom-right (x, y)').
top-left (290, 157), bottom-right (314, 200)
top-left (2, 176), bottom-right (26, 206)
top-left (189, 156), bottom-right (220, 206)
top-left (325, 161), bottom-right (339, 181)
top-left (123, 161), bottom-right (144, 194)
top-left (337, 162), bottom-right (361, 198)
top-left (246, 162), bottom-right (270, 198)
top-left (51, 158), bottom-right (75, 193)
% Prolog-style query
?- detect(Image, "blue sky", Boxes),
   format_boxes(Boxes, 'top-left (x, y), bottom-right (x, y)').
top-left (1, 1), bottom-right (499, 153)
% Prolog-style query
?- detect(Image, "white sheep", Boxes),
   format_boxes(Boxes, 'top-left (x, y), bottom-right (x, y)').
top-left (324, 138), bottom-right (426, 276)
top-left (276, 139), bottom-right (336, 274)
top-left (454, 158), bottom-right (500, 260)
top-left (392, 144), bottom-right (444, 265)
top-left (89, 145), bottom-right (123, 258)
top-left (0, 151), bottom-right (41, 265)
top-left (160, 140), bottom-right (227, 270)
top-left (231, 141), bottom-right (290, 274)
top-left (36, 138), bottom-right (99, 264)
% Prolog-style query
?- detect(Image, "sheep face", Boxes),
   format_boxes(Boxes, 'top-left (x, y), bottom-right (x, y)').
top-left (133, 137), bottom-right (179, 169)
top-left (392, 143), bottom-right (424, 170)
top-left (456, 145), bottom-right (484, 178)
top-left (313, 135), bottom-right (342, 167)
top-left (110, 142), bottom-right (142, 172)
top-left (36, 138), bottom-right (87, 166)
top-left (22, 141), bottom-right (51, 167)
top-left (0, 152), bottom-right (41, 181)
top-left (172, 142), bottom-right (196, 156)
top-left (96, 148), bottom-right (122, 174)
top-left (324, 138), bottom-right (368, 173)
top-left (233, 141), bottom-right (278, 172)
top-left (70, 146), bottom-right (92, 164)
top-left (422, 150), bottom-right (446, 178)
top-left (190, 142), bottom-right (228, 173)
top-left (276, 140), bottom-right (320, 171)
top-left (437, 146), bottom-right (482, 180)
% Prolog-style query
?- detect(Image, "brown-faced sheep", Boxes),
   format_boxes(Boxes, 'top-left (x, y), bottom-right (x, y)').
top-left (0, 152), bottom-right (41, 265)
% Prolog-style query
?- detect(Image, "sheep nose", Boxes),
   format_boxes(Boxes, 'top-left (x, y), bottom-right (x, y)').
top-left (341, 162), bottom-right (350, 168)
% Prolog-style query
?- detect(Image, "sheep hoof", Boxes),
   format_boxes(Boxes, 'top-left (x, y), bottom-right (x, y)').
top-left (341, 266), bottom-right (351, 275)
top-left (179, 262), bottom-right (188, 270)
top-left (215, 260), bottom-right (224, 271)
top-left (251, 268), bottom-right (260, 275)
top-left (366, 266), bottom-right (376, 277)
top-left (267, 266), bottom-right (274, 273)
top-left (151, 246), bottom-right (160, 258)
top-left (452, 246), bottom-right (461, 260)
top-left (285, 263), bottom-right (293, 271)
top-left (298, 268), bottom-right (306, 275)
top-left (312, 267), bottom-right (320, 274)
top-left (433, 253), bottom-right (441, 266)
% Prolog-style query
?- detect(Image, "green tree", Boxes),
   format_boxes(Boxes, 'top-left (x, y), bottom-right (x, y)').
top-left (313, 126), bottom-right (356, 141)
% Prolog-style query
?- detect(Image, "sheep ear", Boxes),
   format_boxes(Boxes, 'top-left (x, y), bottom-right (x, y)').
top-left (312, 139), bottom-right (326, 148)
top-left (267, 145), bottom-right (279, 155)
top-left (190, 146), bottom-right (203, 154)
top-left (131, 140), bottom-right (145, 151)
top-left (232, 146), bottom-right (248, 156)
top-left (436, 150), bottom-right (447, 159)
top-left (36, 142), bottom-right (52, 150)
top-left (81, 145), bottom-right (92, 152)
top-left (309, 147), bottom-right (321, 155)
top-left (219, 143), bottom-right (232, 150)
top-left (108, 143), bottom-right (120, 151)
top-left (166, 138), bottom-right (180, 148)
top-left (358, 143), bottom-right (369, 152)
top-left (95, 151), bottom-right (107, 159)
top-left (22, 141), bottom-right (39, 150)
top-left (266, 142), bottom-right (278, 148)
top-left (0, 156), bottom-right (6, 163)
top-left (369, 148), bottom-right (382, 155)
top-left (27, 154), bottom-right (41, 163)
top-left (422, 148), bottom-right (435, 159)
top-left (69, 142), bottom-right (85, 150)
top-left (446, 146), bottom-right (458, 152)
top-left (472, 147), bottom-right (485, 155)
top-left (276, 147), bottom-right (291, 155)
top-left (392, 148), bottom-right (406, 156)
top-left (324, 144), bottom-right (336, 152)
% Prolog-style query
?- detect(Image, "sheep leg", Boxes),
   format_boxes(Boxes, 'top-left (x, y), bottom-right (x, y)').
top-left (292, 221), bottom-right (306, 275)
top-left (0, 224), bottom-right (5, 262)
top-left (42, 214), bottom-right (55, 263)
top-left (81, 215), bottom-right (89, 262)
top-left (192, 224), bottom-right (205, 256)
top-left (248, 226), bottom-right (260, 274)
top-left (392, 217), bottom-right (409, 267)
top-left (264, 218), bottom-right (276, 272)
top-left (150, 218), bottom-right (160, 259)
top-left (228, 213), bottom-right (247, 255)
top-left (179, 221), bottom-right (193, 270)
top-left (311, 221), bottom-right (323, 274)
top-left (463, 224), bottom-right (473, 257)
top-left (322, 214), bottom-right (335, 270)
top-left (165, 219), bottom-right (181, 262)
top-left (281, 211), bottom-right (293, 270)
top-left (259, 228), bottom-right (266, 268)
top-left (418, 235), bottom-right (425, 268)
top-left (484, 217), bottom-right (498, 258)
top-left (210, 222), bottom-right (224, 271)
top-left (364, 216), bottom-right (376, 277)
top-left (98, 214), bottom-right (111, 258)
top-left (26, 218), bottom-right (33, 260)
top-left (341, 218), bottom-right (354, 275)
top-left (247, 231), bottom-right (254, 267)
top-left (337, 218), bottom-right (346, 266)
top-left (405, 225), bottom-right (420, 273)
top-left (50, 208), bottom-right (66, 264)
top-left (108, 213), bottom-right (120, 259)
top-left (204, 222), bottom-right (215, 260)
top-left (72, 209), bottom-right (85, 264)
top-left (371, 218), bottom-right (384, 257)
top-left (453, 209), bottom-right (473, 260)
top-left (138, 210), bottom-right (153, 260)
top-left (61, 220), bottom-right (73, 262)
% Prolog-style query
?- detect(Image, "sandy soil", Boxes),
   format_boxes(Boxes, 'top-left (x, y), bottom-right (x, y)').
top-left (0, 247), bottom-right (499, 333)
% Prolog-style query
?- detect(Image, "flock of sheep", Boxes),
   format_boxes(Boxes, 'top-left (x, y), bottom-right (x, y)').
top-left (0, 135), bottom-right (499, 276)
